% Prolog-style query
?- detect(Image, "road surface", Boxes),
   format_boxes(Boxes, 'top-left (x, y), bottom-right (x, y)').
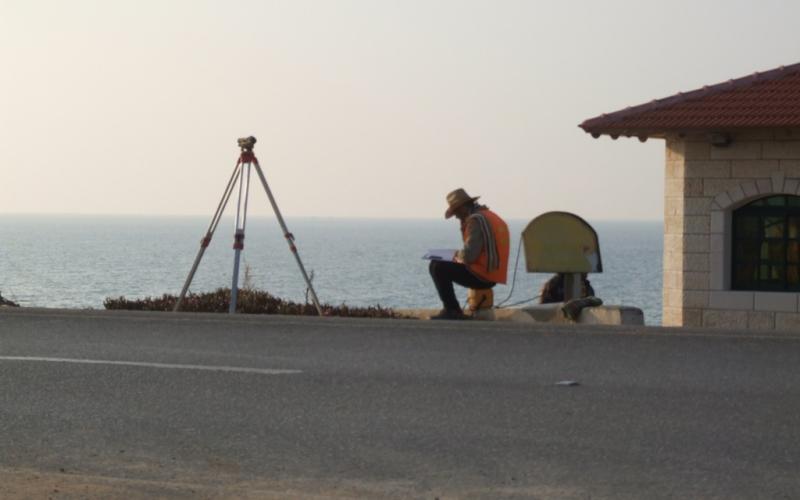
top-left (1, 308), bottom-right (799, 499)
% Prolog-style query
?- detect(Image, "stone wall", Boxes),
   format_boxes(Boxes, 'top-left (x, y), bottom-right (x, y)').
top-left (663, 129), bottom-right (800, 330)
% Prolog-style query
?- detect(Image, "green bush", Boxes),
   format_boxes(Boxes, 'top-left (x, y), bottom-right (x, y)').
top-left (103, 287), bottom-right (400, 318)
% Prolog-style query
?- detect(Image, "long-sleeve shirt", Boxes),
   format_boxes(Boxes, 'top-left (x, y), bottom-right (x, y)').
top-left (456, 208), bottom-right (485, 265)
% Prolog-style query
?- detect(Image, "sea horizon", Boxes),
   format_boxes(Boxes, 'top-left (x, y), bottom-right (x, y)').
top-left (0, 212), bottom-right (664, 223)
top-left (0, 215), bottom-right (663, 324)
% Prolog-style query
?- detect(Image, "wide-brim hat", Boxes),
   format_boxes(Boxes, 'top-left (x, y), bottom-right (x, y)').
top-left (445, 188), bottom-right (480, 219)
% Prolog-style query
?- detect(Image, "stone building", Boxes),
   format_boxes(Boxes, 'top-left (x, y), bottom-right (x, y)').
top-left (580, 63), bottom-right (800, 330)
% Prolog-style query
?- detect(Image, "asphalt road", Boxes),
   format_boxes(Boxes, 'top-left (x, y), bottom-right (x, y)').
top-left (1, 308), bottom-right (800, 499)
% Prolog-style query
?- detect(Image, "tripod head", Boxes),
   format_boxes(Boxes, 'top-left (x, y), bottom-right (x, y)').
top-left (237, 136), bottom-right (257, 152)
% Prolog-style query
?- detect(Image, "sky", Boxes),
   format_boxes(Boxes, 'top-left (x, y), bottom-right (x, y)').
top-left (2, 0), bottom-right (800, 220)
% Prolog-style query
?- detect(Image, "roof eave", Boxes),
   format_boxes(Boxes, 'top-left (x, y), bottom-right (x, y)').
top-left (579, 125), bottom-right (671, 141)
top-left (580, 125), bottom-right (800, 141)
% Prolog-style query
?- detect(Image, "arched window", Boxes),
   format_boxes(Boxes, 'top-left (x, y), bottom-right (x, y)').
top-left (732, 195), bottom-right (800, 291)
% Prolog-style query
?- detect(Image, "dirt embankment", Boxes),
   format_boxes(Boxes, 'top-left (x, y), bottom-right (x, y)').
top-left (0, 467), bottom-right (581, 499)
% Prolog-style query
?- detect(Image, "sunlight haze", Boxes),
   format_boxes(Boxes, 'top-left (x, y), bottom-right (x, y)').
top-left (2, 0), bottom-right (799, 219)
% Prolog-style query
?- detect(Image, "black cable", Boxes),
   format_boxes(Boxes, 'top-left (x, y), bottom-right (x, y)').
top-left (500, 294), bottom-right (541, 308)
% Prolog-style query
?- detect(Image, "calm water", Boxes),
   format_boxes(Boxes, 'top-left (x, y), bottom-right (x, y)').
top-left (0, 216), bottom-right (663, 324)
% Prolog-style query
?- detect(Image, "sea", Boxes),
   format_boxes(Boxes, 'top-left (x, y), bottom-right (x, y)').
top-left (0, 216), bottom-right (664, 324)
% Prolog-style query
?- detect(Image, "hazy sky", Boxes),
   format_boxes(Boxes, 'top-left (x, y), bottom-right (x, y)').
top-left (2, 0), bottom-right (799, 220)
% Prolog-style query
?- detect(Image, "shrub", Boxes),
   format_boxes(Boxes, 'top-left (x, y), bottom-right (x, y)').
top-left (0, 291), bottom-right (19, 307)
top-left (103, 287), bottom-right (400, 318)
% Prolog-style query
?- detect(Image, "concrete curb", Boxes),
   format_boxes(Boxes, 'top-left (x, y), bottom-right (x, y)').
top-left (3, 306), bottom-right (800, 338)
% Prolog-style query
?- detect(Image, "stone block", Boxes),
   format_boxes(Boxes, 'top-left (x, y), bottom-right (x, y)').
top-left (704, 179), bottom-right (748, 197)
top-left (664, 177), bottom-right (705, 197)
top-left (763, 141), bottom-right (800, 159)
top-left (684, 216), bottom-right (710, 234)
top-left (709, 250), bottom-right (725, 290)
top-left (684, 160), bottom-right (731, 178)
top-left (774, 129), bottom-right (800, 141)
top-left (775, 312), bottom-right (800, 331)
top-left (733, 129), bottom-right (775, 141)
top-left (663, 270), bottom-right (682, 290)
top-left (771, 171), bottom-right (786, 192)
top-left (703, 309), bottom-right (748, 328)
top-left (683, 308), bottom-right (703, 327)
top-left (665, 160), bottom-right (685, 179)
top-left (756, 178), bottom-right (772, 194)
top-left (710, 210), bottom-right (725, 234)
top-left (684, 141), bottom-right (711, 160)
top-left (741, 181), bottom-right (759, 198)
top-left (664, 198), bottom-right (683, 217)
top-left (662, 307), bottom-right (682, 327)
top-left (748, 311), bottom-right (775, 330)
top-left (577, 306), bottom-right (645, 326)
top-left (683, 271), bottom-right (709, 290)
top-left (503, 309), bottom-right (538, 323)
top-left (709, 291), bottom-right (754, 310)
top-left (731, 159), bottom-right (780, 178)
top-left (516, 303), bottom-right (561, 323)
top-left (666, 140), bottom-right (684, 161)
top-left (785, 179), bottom-right (799, 195)
top-left (663, 288), bottom-right (682, 308)
top-left (754, 292), bottom-right (798, 312)
top-left (727, 185), bottom-right (746, 203)
top-left (664, 179), bottom-right (684, 198)
top-left (683, 197), bottom-right (712, 215)
top-left (684, 252), bottom-right (709, 272)
top-left (713, 192), bottom-right (732, 209)
top-left (682, 290), bottom-right (709, 309)
top-left (684, 234), bottom-right (710, 253)
top-left (709, 142), bottom-right (761, 160)
top-left (664, 216), bottom-right (683, 235)
top-left (685, 179), bottom-right (704, 196)
top-left (514, 305), bottom-right (645, 326)
top-left (710, 233), bottom-right (724, 253)
top-left (663, 250), bottom-right (682, 271)
top-left (664, 179), bottom-right (703, 199)
top-left (779, 159), bottom-right (800, 178)
top-left (663, 233), bottom-right (683, 250)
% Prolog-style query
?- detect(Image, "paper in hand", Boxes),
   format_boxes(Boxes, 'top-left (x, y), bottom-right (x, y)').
top-left (422, 249), bottom-right (457, 261)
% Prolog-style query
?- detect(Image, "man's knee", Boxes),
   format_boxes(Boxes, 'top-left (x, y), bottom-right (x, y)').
top-left (429, 260), bottom-right (441, 278)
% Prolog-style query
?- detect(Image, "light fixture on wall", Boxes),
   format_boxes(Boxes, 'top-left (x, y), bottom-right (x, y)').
top-left (709, 132), bottom-right (732, 147)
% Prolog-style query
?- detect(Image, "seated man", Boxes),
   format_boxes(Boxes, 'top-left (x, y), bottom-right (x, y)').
top-left (539, 273), bottom-right (595, 304)
top-left (429, 188), bottom-right (510, 320)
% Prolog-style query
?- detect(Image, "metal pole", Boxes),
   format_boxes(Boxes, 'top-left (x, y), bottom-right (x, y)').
top-left (253, 160), bottom-right (323, 316)
top-left (174, 161), bottom-right (242, 312)
top-left (229, 161), bottom-right (251, 314)
top-left (564, 273), bottom-right (582, 302)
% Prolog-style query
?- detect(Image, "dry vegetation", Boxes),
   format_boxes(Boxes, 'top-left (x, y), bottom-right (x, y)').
top-left (0, 292), bottom-right (19, 307)
top-left (103, 288), bottom-right (400, 318)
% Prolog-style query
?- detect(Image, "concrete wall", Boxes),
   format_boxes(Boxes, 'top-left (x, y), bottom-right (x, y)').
top-left (663, 129), bottom-right (800, 330)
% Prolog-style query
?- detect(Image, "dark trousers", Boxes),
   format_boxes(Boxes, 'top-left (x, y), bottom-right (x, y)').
top-left (429, 260), bottom-right (495, 312)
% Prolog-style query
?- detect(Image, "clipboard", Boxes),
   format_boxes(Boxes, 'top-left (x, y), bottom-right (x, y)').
top-left (422, 249), bottom-right (457, 261)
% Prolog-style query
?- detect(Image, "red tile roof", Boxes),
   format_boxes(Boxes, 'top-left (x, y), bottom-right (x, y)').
top-left (580, 63), bottom-right (800, 139)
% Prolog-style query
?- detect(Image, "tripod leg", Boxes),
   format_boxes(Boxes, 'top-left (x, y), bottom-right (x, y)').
top-left (229, 162), bottom-right (252, 313)
top-left (174, 161), bottom-right (242, 312)
top-left (253, 161), bottom-right (324, 316)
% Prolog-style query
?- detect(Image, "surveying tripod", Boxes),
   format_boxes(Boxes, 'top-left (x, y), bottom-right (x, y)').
top-left (173, 136), bottom-right (323, 315)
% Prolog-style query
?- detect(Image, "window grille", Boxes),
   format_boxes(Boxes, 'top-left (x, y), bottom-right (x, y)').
top-left (732, 195), bottom-right (800, 291)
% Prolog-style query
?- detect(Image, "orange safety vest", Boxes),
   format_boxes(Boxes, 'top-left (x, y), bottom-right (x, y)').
top-left (462, 208), bottom-right (510, 284)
